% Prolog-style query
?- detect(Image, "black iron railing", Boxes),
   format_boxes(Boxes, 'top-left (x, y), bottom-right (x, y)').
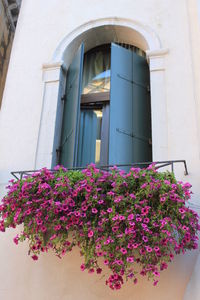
top-left (11, 160), bottom-right (188, 180)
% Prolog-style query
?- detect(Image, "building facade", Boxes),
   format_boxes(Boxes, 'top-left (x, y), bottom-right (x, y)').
top-left (0, 0), bottom-right (200, 299)
top-left (0, 0), bottom-right (21, 106)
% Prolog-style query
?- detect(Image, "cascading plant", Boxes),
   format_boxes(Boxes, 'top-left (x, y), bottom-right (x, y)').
top-left (0, 164), bottom-right (199, 290)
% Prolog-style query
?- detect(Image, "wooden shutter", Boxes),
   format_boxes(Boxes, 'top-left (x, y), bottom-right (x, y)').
top-left (60, 43), bottom-right (84, 168)
top-left (132, 51), bottom-right (152, 163)
top-left (109, 43), bottom-right (134, 166)
top-left (109, 43), bottom-right (151, 166)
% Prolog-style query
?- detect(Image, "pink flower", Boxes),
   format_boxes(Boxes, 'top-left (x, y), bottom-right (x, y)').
top-left (154, 246), bottom-right (160, 252)
top-left (141, 207), bottom-right (149, 215)
top-left (13, 235), bottom-right (19, 245)
top-left (153, 280), bottom-right (159, 286)
top-left (160, 262), bottom-right (168, 270)
top-left (112, 226), bottom-right (119, 233)
top-left (153, 271), bottom-right (160, 277)
top-left (115, 260), bottom-right (123, 265)
top-left (104, 260), bottom-right (109, 265)
top-left (129, 221), bottom-right (135, 226)
top-left (107, 208), bottom-right (113, 213)
top-left (88, 230), bottom-right (94, 238)
top-left (127, 257), bottom-right (134, 262)
top-left (140, 248), bottom-right (145, 255)
top-left (107, 191), bottom-right (115, 196)
top-left (31, 255), bottom-right (38, 261)
top-left (50, 234), bottom-right (57, 240)
top-left (142, 236), bottom-right (148, 243)
top-left (80, 263), bottom-right (85, 271)
top-left (141, 183), bottom-right (147, 189)
top-left (96, 268), bottom-right (102, 274)
top-left (81, 205), bottom-right (88, 211)
top-left (120, 248), bottom-right (127, 255)
top-left (54, 224), bottom-right (61, 231)
top-left (160, 197), bottom-right (166, 203)
top-left (98, 200), bottom-right (104, 204)
top-left (41, 226), bottom-right (47, 232)
top-left (127, 214), bottom-right (134, 220)
top-left (146, 246), bottom-right (152, 253)
top-left (92, 208), bottom-right (98, 214)
top-left (144, 218), bottom-right (149, 223)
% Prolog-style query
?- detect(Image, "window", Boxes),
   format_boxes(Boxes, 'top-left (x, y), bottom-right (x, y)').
top-left (59, 43), bottom-right (152, 169)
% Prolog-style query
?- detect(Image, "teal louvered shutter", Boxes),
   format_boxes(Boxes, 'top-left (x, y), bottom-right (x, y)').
top-left (60, 43), bottom-right (84, 168)
top-left (77, 110), bottom-right (97, 167)
top-left (132, 51), bottom-right (152, 163)
top-left (109, 43), bottom-right (151, 167)
top-left (109, 43), bottom-right (133, 166)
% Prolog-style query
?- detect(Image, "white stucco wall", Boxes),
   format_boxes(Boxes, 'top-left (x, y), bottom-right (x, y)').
top-left (0, 0), bottom-right (200, 299)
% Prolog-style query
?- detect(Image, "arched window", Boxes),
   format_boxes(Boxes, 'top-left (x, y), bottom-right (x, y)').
top-left (59, 43), bottom-right (152, 168)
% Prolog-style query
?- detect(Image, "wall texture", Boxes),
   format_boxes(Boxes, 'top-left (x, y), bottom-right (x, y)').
top-left (0, 0), bottom-right (200, 299)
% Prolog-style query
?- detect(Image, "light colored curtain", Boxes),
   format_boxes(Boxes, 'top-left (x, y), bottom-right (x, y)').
top-left (77, 109), bottom-right (98, 167)
top-left (82, 49), bottom-right (111, 94)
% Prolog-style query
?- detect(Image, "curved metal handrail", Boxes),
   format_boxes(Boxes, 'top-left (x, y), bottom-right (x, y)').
top-left (11, 160), bottom-right (188, 180)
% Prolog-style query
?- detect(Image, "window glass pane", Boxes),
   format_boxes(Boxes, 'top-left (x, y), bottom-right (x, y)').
top-left (94, 110), bottom-right (102, 164)
top-left (82, 47), bottom-right (111, 94)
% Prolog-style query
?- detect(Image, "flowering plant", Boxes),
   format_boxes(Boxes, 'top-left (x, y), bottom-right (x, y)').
top-left (0, 164), bottom-right (199, 290)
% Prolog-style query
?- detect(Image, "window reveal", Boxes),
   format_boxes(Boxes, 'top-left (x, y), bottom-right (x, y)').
top-left (59, 43), bottom-right (152, 168)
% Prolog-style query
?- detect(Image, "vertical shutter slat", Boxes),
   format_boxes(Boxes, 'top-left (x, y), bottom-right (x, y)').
top-left (109, 43), bottom-right (133, 166)
top-left (60, 43), bottom-right (84, 168)
top-left (132, 52), bottom-right (152, 163)
top-left (109, 43), bottom-right (152, 167)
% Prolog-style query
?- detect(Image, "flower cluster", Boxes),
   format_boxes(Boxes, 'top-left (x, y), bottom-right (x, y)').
top-left (0, 164), bottom-right (199, 290)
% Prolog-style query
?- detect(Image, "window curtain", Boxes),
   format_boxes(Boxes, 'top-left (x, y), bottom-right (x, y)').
top-left (82, 49), bottom-right (111, 94)
top-left (77, 109), bottom-right (98, 167)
